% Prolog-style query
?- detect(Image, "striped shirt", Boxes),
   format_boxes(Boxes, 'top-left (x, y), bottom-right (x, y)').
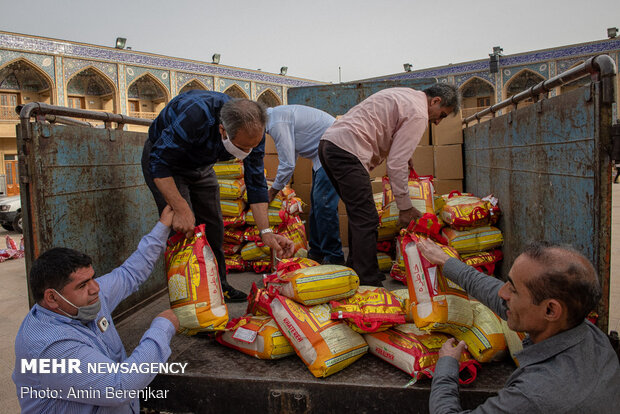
top-left (12, 222), bottom-right (176, 413)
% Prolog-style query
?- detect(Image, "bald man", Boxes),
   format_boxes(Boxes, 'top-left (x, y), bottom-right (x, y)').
top-left (417, 239), bottom-right (620, 413)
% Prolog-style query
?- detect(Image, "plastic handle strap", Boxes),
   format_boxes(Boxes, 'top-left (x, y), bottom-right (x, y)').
top-left (407, 213), bottom-right (448, 245)
top-left (458, 360), bottom-right (480, 385)
top-left (409, 168), bottom-right (420, 180)
top-left (352, 318), bottom-right (384, 333)
top-left (276, 261), bottom-right (302, 275)
top-left (468, 206), bottom-right (489, 222)
top-left (448, 190), bottom-right (462, 199)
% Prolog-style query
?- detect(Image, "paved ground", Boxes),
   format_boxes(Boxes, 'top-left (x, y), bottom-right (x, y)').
top-left (1, 183), bottom-right (619, 412)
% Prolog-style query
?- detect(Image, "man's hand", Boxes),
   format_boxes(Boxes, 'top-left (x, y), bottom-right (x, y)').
top-left (398, 206), bottom-right (423, 228)
top-left (159, 205), bottom-right (174, 228)
top-left (416, 238), bottom-right (451, 266)
top-left (157, 309), bottom-right (180, 333)
top-left (439, 338), bottom-right (467, 360)
top-left (268, 187), bottom-right (280, 203)
top-left (172, 202), bottom-right (195, 239)
top-left (262, 232), bottom-right (295, 259)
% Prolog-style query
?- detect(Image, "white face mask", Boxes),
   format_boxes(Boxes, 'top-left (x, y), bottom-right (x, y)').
top-left (53, 289), bottom-right (101, 323)
top-left (222, 136), bottom-right (251, 161)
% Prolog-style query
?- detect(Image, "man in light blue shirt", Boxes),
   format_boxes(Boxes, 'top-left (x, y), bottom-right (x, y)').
top-left (266, 105), bottom-right (344, 265)
top-left (13, 206), bottom-right (179, 413)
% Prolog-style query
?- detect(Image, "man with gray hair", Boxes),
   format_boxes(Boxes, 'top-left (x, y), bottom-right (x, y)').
top-left (142, 90), bottom-right (294, 302)
top-left (416, 239), bottom-right (620, 413)
top-left (319, 84), bottom-right (460, 286)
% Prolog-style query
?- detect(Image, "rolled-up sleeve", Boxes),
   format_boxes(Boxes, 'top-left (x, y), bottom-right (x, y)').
top-left (386, 116), bottom-right (427, 210)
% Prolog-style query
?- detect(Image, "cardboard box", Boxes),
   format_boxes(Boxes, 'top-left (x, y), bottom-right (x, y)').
top-left (265, 133), bottom-right (277, 155)
top-left (371, 178), bottom-right (383, 194)
top-left (420, 123), bottom-right (431, 146)
top-left (293, 157), bottom-right (313, 185)
top-left (431, 110), bottom-right (463, 146)
top-left (433, 144), bottom-right (463, 179)
top-left (433, 179), bottom-right (463, 196)
top-left (370, 161), bottom-right (386, 179)
top-left (292, 183), bottom-right (312, 206)
top-left (263, 154), bottom-right (279, 180)
top-left (410, 145), bottom-right (434, 176)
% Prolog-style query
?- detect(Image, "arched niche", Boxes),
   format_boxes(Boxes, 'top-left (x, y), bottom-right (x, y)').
top-left (0, 58), bottom-right (54, 118)
top-left (257, 89), bottom-right (281, 108)
top-left (223, 84), bottom-right (249, 99)
top-left (127, 73), bottom-right (169, 119)
top-left (459, 76), bottom-right (496, 118)
top-left (179, 79), bottom-right (207, 95)
top-left (66, 67), bottom-right (117, 112)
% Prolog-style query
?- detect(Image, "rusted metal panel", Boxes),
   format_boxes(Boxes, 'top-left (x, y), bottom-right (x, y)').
top-left (18, 120), bottom-right (162, 317)
top-left (287, 78), bottom-right (437, 116)
top-left (463, 81), bottom-right (614, 331)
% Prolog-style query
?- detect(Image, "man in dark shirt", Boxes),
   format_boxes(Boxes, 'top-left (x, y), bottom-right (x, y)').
top-left (142, 90), bottom-right (294, 302)
top-left (417, 239), bottom-right (620, 413)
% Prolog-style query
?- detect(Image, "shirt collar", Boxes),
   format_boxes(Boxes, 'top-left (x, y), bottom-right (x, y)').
top-left (514, 321), bottom-right (589, 367)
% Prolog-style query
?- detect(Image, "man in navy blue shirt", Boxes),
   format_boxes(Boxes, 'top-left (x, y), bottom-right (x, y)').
top-left (142, 90), bottom-right (294, 301)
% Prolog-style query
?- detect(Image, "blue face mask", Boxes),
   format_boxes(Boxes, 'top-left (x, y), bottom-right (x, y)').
top-left (53, 289), bottom-right (101, 323)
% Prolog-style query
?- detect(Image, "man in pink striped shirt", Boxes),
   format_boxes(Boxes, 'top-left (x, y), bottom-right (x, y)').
top-left (319, 84), bottom-right (460, 286)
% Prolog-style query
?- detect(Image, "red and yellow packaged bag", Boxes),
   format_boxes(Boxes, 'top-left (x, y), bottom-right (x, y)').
top-left (277, 216), bottom-right (308, 254)
top-left (223, 242), bottom-right (241, 256)
top-left (461, 249), bottom-right (503, 275)
top-left (500, 319), bottom-right (526, 366)
top-left (365, 324), bottom-right (478, 384)
top-left (215, 315), bottom-right (295, 360)
top-left (250, 259), bottom-right (272, 274)
top-left (270, 295), bottom-right (368, 378)
top-left (225, 254), bottom-right (245, 273)
top-left (221, 199), bottom-right (246, 217)
top-left (401, 231), bottom-right (472, 329)
top-left (389, 263), bottom-right (407, 284)
top-left (246, 282), bottom-right (274, 316)
top-left (439, 191), bottom-right (500, 231)
top-left (241, 241), bottom-right (271, 261)
top-left (383, 169), bottom-right (435, 214)
top-left (377, 252), bottom-right (393, 272)
top-left (224, 228), bottom-right (245, 244)
top-left (213, 160), bottom-right (244, 179)
top-left (165, 224), bottom-right (228, 334)
top-left (223, 213), bottom-right (246, 228)
top-left (330, 286), bottom-right (406, 333)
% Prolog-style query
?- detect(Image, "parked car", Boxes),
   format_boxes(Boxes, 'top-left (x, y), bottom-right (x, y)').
top-left (0, 195), bottom-right (22, 233)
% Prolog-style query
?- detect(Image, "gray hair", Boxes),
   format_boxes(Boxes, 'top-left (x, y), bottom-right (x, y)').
top-left (219, 99), bottom-right (267, 140)
top-left (423, 83), bottom-right (461, 113)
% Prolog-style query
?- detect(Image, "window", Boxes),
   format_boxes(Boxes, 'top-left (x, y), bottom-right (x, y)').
top-left (67, 96), bottom-right (85, 109)
top-left (477, 97), bottom-right (491, 107)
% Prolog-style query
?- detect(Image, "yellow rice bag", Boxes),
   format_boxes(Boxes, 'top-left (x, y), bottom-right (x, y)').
top-left (265, 264), bottom-right (359, 306)
top-left (377, 252), bottom-right (393, 272)
top-left (218, 179), bottom-right (246, 200)
top-left (246, 209), bottom-right (284, 226)
top-left (241, 241), bottom-right (271, 261)
top-left (270, 296), bottom-right (368, 377)
top-left (165, 224), bottom-right (228, 334)
top-left (215, 315), bottom-right (296, 360)
top-left (427, 300), bottom-right (507, 363)
top-left (500, 319), bottom-right (526, 366)
top-left (221, 198), bottom-right (246, 217)
top-left (441, 226), bottom-right (503, 254)
top-left (214, 161), bottom-right (244, 178)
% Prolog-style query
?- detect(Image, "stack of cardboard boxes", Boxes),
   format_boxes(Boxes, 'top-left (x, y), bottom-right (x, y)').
top-left (430, 110), bottom-right (464, 194)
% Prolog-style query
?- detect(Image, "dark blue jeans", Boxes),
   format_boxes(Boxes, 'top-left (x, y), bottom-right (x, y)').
top-left (308, 166), bottom-right (344, 264)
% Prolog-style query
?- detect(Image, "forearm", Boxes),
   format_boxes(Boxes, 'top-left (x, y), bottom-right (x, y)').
top-left (98, 221), bottom-right (170, 308)
top-left (153, 177), bottom-right (189, 212)
top-left (443, 258), bottom-right (507, 318)
top-left (250, 202), bottom-right (270, 231)
top-left (430, 357), bottom-right (466, 414)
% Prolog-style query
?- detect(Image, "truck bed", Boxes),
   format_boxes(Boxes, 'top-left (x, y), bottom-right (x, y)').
top-left (116, 271), bottom-right (514, 413)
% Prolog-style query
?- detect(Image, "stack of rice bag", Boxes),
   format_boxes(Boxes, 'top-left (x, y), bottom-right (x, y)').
top-left (214, 160), bottom-right (309, 274)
